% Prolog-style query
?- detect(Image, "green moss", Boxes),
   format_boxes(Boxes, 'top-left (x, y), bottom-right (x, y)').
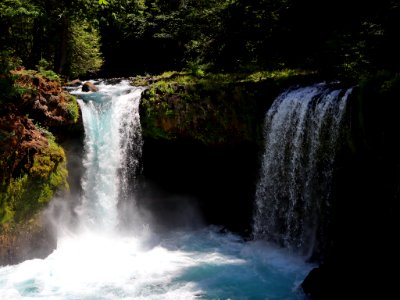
top-left (0, 132), bottom-right (68, 225)
top-left (141, 69), bottom-right (311, 86)
top-left (245, 69), bottom-right (309, 82)
top-left (131, 76), bottom-right (150, 86)
top-left (139, 69), bottom-right (319, 145)
top-left (66, 95), bottom-right (79, 123)
top-left (154, 81), bottom-right (175, 94)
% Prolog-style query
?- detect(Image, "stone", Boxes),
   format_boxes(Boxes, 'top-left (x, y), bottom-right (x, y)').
top-left (82, 81), bottom-right (98, 92)
top-left (66, 79), bottom-right (82, 86)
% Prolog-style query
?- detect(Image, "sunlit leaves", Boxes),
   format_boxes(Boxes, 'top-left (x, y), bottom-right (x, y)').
top-left (0, 0), bottom-right (40, 18)
top-left (69, 21), bottom-right (103, 77)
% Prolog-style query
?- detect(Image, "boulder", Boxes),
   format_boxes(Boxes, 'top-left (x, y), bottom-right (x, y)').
top-left (66, 79), bottom-right (82, 87)
top-left (82, 81), bottom-right (98, 92)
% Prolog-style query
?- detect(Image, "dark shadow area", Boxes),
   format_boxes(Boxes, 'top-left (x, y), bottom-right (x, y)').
top-left (138, 138), bottom-right (260, 237)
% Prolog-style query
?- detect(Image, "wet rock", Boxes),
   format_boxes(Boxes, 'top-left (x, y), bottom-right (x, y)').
top-left (82, 81), bottom-right (98, 92)
top-left (66, 79), bottom-right (82, 87)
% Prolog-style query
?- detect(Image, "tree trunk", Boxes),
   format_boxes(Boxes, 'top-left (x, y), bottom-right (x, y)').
top-left (54, 15), bottom-right (70, 75)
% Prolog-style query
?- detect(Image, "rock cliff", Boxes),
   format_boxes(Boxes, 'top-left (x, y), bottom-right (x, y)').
top-left (0, 69), bottom-right (79, 265)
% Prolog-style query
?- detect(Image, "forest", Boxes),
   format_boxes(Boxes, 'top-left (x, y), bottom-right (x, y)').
top-left (1, 0), bottom-right (399, 80)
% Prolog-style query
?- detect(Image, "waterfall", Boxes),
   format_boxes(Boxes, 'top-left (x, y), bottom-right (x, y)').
top-left (253, 83), bottom-right (352, 257)
top-left (0, 79), bottom-right (314, 299)
top-left (73, 80), bottom-right (143, 232)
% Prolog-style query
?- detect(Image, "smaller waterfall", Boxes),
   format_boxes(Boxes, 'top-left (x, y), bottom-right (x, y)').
top-left (253, 83), bottom-right (352, 257)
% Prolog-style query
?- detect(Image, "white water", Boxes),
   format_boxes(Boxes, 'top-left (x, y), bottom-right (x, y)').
top-left (0, 80), bottom-right (313, 299)
top-left (75, 80), bottom-right (143, 232)
top-left (253, 83), bottom-right (352, 257)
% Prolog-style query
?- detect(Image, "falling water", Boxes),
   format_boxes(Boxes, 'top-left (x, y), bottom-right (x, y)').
top-left (253, 83), bottom-right (352, 257)
top-left (0, 80), bottom-right (313, 299)
top-left (74, 80), bottom-right (143, 231)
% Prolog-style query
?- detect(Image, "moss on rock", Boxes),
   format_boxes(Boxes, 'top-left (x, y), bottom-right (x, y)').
top-left (0, 122), bottom-right (68, 225)
top-left (138, 70), bottom-right (319, 145)
top-left (0, 69), bottom-right (78, 264)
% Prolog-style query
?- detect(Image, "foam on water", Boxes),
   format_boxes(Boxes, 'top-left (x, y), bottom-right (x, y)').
top-left (0, 228), bottom-right (312, 299)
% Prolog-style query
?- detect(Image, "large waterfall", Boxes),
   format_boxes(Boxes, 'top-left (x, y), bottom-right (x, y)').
top-left (0, 80), bottom-right (313, 299)
top-left (75, 81), bottom-right (143, 232)
top-left (253, 83), bottom-right (352, 257)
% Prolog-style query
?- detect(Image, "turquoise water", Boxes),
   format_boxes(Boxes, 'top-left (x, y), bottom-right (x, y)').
top-left (0, 80), bottom-right (313, 299)
top-left (0, 228), bottom-right (312, 299)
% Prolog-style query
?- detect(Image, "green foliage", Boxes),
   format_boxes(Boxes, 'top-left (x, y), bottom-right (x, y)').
top-left (1, 0), bottom-right (399, 79)
top-left (0, 50), bottom-right (22, 103)
top-left (69, 21), bottom-right (103, 78)
top-left (0, 0), bottom-right (39, 18)
top-left (0, 50), bottom-right (22, 74)
top-left (36, 58), bottom-right (52, 71)
top-left (186, 62), bottom-right (206, 78)
top-left (154, 81), bottom-right (175, 94)
top-left (36, 59), bottom-right (60, 81)
top-left (0, 0), bottom-right (103, 77)
top-left (246, 69), bottom-right (309, 82)
top-left (66, 95), bottom-right (80, 123)
top-left (12, 84), bottom-right (33, 98)
top-left (0, 0), bottom-right (40, 65)
top-left (142, 69), bottom-right (309, 88)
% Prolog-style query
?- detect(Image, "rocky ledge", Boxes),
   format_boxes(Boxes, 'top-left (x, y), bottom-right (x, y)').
top-left (0, 69), bottom-right (80, 265)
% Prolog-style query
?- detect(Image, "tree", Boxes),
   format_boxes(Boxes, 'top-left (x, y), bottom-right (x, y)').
top-left (0, 0), bottom-right (103, 78)
top-left (68, 21), bottom-right (103, 78)
top-left (0, 0), bottom-right (40, 67)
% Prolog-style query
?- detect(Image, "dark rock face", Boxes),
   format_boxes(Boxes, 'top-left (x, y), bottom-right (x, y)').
top-left (82, 81), bottom-right (98, 92)
top-left (300, 77), bottom-right (400, 298)
top-left (137, 138), bottom-right (260, 235)
top-left (0, 214), bottom-right (56, 266)
top-left (137, 79), bottom-right (282, 235)
top-left (301, 267), bottom-right (331, 299)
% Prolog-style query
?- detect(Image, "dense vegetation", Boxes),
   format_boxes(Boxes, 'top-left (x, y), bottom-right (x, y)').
top-left (1, 0), bottom-right (399, 79)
